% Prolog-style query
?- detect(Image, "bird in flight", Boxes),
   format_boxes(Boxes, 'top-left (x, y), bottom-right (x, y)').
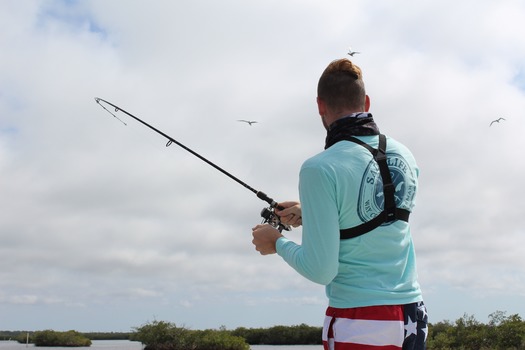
top-left (237, 119), bottom-right (258, 126)
top-left (347, 47), bottom-right (360, 56)
top-left (490, 117), bottom-right (506, 126)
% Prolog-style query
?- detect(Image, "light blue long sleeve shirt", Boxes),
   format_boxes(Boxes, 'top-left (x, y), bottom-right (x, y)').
top-left (276, 135), bottom-right (423, 308)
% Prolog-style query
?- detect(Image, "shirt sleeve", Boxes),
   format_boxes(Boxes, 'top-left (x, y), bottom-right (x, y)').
top-left (276, 163), bottom-right (340, 285)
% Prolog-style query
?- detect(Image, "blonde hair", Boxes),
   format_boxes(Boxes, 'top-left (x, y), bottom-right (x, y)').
top-left (317, 59), bottom-right (366, 112)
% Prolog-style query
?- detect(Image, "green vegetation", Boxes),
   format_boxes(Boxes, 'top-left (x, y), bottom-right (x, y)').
top-left (22, 330), bottom-right (91, 347)
top-left (82, 331), bottom-right (133, 340)
top-left (131, 320), bottom-right (249, 350)
top-left (231, 323), bottom-right (321, 345)
top-left (428, 311), bottom-right (525, 349)
top-left (14, 332), bottom-right (32, 344)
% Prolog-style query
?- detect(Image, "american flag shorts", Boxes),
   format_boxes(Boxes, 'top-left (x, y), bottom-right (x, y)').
top-left (322, 302), bottom-right (428, 350)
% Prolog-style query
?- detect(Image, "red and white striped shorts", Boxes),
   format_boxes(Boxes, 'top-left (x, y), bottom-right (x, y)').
top-left (322, 302), bottom-right (428, 350)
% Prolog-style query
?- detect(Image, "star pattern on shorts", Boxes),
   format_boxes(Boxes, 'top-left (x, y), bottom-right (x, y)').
top-left (418, 303), bottom-right (429, 341)
top-left (405, 314), bottom-right (417, 339)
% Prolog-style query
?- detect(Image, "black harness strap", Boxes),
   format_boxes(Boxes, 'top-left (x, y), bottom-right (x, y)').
top-left (339, 134), bottom-right (410, 240)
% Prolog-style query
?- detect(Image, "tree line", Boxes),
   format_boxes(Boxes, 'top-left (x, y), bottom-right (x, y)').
top-left (428, 311), bottom-right (525, 349)
top-left (2, 311), bottom-right (525, 349)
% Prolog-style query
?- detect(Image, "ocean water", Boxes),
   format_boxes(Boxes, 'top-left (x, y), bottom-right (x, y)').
top-left (0, 340), bottom-right (322, 350)
top-left (0, 340), bottom-right (142, 350)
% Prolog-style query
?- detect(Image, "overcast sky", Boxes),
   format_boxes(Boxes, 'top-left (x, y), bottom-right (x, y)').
top-left (1, 0), bottom-right (525, 333)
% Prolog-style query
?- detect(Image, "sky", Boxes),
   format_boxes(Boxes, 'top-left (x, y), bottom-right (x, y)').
top-left (1, 0), bottom-right (525, 333)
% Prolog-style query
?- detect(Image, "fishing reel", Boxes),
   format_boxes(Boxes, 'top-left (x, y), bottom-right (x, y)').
top-left (260, 206), bottom-right (291, 232)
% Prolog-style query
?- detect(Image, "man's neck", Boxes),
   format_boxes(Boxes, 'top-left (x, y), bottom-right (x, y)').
top-left (326, 109), bottom-right (365, 127)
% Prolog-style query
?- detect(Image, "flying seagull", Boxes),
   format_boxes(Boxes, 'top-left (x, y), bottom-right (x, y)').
top-left (347, 47), bottom-right (360, 56)
top-left (490, 117), bottom-right (506, 126)
top-left (237, 119), bottom-right (258, 126)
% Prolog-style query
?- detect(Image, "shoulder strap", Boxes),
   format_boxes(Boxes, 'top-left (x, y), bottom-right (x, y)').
top-left (339, 134), bottom-right (410, 240)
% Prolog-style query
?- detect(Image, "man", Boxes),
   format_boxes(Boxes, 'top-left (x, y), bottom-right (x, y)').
top-left (251, 58), bottom-right (428, 349)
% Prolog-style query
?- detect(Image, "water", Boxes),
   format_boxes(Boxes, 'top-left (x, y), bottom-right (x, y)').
top-left (0, 340), bottom-right (142, 350)
top-left (0, 341), bottom-right (322, 350)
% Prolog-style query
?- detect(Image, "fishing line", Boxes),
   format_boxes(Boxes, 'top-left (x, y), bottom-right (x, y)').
top-left (95, 98), bottom-right (127, 126)
top-left (94, 97), bottom-right (290, 231)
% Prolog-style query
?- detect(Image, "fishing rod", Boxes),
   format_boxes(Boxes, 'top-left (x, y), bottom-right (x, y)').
top-left (94, 97), bottom-right (290, 232)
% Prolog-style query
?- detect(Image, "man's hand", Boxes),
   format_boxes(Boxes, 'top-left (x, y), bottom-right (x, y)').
top-left (252, 224), bottom-right (284, 255)
top-left (275, 201), bottom-right (302, 227)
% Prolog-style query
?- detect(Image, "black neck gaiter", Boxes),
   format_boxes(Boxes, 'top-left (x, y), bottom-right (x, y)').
top-left (324, 112), bottom-right (380, 150)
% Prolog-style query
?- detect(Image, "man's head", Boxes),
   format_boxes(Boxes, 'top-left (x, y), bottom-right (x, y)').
top-left (317, 59), bottom-right (369, 127)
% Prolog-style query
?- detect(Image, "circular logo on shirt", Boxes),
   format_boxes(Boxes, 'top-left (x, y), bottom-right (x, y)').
top-left (357, 152), bottom-right (416, 223)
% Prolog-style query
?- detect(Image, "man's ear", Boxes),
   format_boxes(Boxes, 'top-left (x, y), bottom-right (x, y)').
top-left (365, 95), bottom-right (371, 112)
top-left (317, 97), bottom-right (326, 116)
